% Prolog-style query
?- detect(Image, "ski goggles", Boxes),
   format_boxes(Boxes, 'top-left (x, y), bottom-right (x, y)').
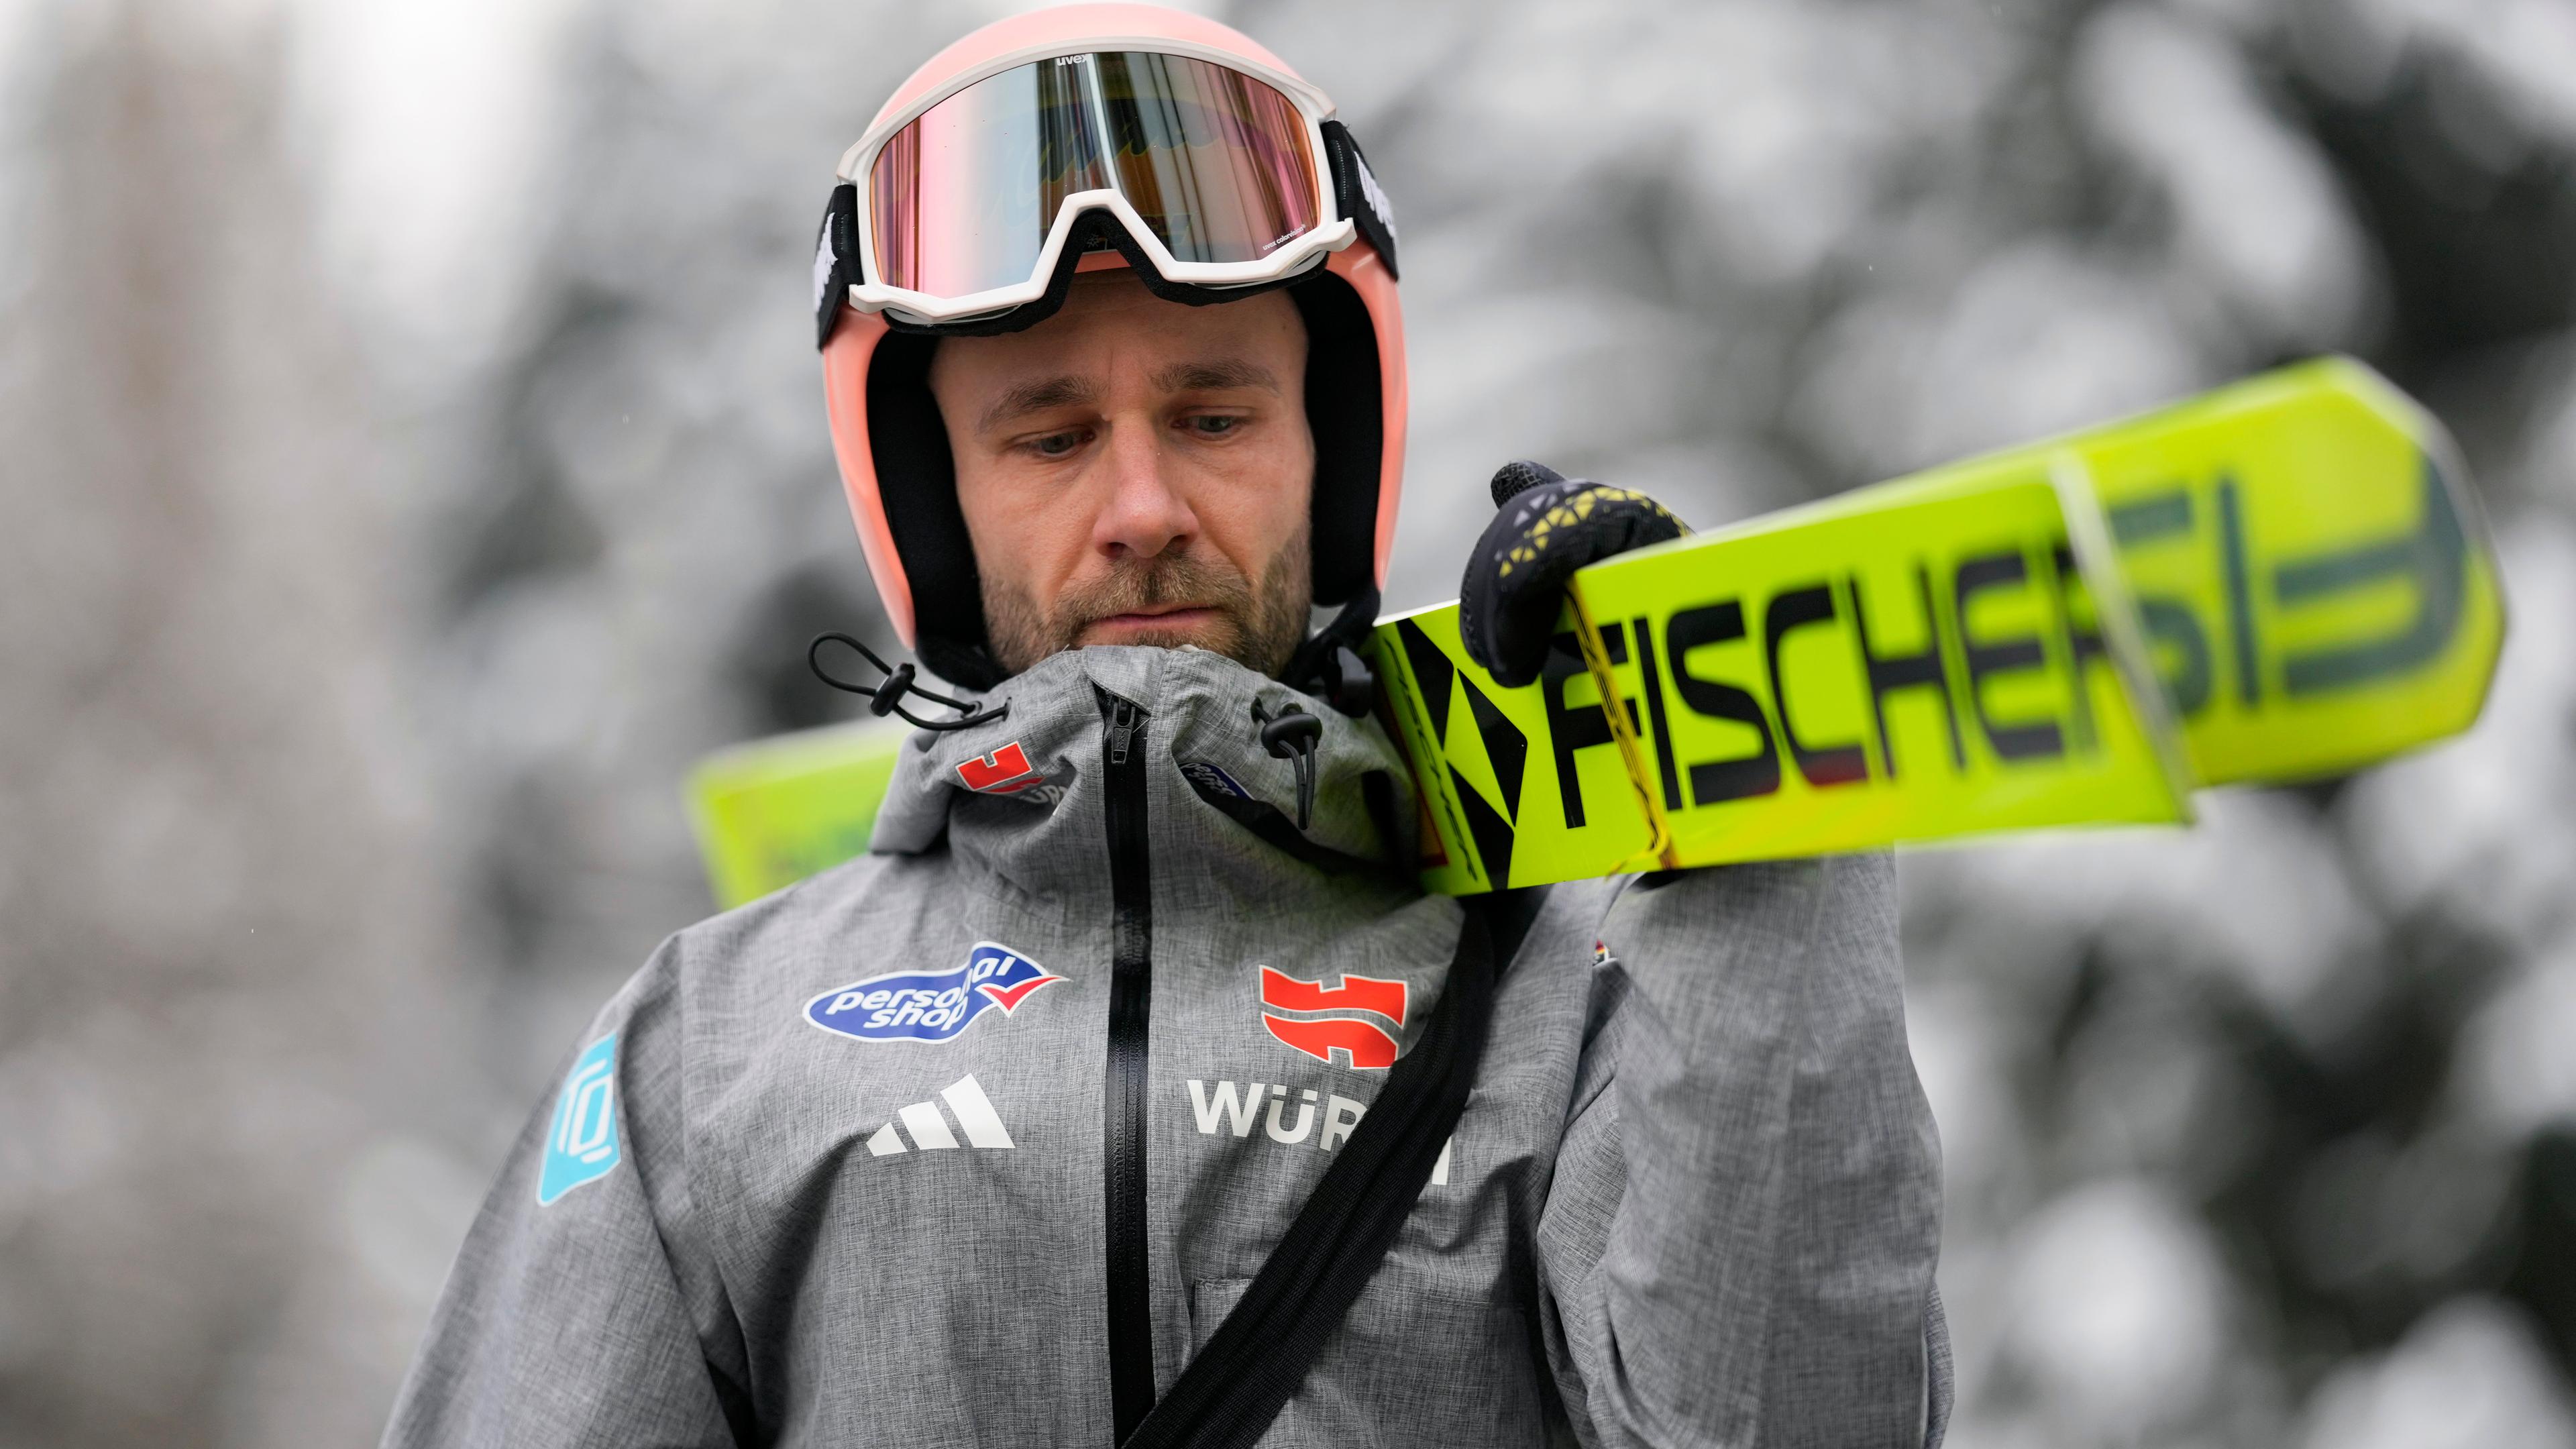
top-left (816, 45), bottom-right (1399, 339)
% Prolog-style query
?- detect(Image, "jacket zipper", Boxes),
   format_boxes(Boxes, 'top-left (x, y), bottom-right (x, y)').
top-left (1098, 688), bottom-right (1156, 1442)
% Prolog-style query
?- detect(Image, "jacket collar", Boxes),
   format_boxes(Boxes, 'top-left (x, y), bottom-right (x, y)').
top-left (872, 645), bottom-right (1419, 901)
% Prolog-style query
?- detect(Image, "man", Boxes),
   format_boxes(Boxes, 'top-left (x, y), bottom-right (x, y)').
top-left (385, 7), bottom-right (1946, 1447)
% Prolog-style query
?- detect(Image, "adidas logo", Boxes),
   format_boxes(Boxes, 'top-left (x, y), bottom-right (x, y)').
top-left (863, 1073), bottom-right (1016, 1155)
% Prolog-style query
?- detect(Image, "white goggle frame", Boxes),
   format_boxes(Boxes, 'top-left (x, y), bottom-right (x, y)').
top-left (833, 36), bottom-right (1358, 328)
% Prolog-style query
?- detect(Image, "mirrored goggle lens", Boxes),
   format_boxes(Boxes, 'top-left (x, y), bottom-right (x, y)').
top-left (868, 52), bottom-right (1321, 301)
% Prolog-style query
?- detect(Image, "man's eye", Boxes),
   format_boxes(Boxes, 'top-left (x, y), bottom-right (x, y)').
top-left (1187, 415), bottom-right (1242, 437)
top-left (1030, 430), bottom-right (1086, 457)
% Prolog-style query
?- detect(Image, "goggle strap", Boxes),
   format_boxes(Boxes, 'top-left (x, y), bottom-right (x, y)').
top-left (1323, 121), bottom-right (1399, 281)
top-left (814, 182), bottom-right (863, 348)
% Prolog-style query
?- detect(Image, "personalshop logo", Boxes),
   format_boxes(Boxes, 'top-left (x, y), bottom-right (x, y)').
top-left (806, 943), bottom-right (1064, 1044)
top-left (1258, 967), bottom-right (1408, 1069)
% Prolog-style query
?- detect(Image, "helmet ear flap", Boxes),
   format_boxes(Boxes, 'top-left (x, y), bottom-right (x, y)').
top-left (865, 333), bottom-right (1010, 690)
top-left (1289, 268), bottom-right (1383, 608)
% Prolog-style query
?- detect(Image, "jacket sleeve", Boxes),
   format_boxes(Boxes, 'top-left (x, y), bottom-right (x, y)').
top-left (382, 939), bottom-right (743, 1449)
top-left (1534, 853), bottom-right (1945, 1448)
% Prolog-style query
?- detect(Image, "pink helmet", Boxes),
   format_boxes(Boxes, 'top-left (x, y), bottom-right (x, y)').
top-left (813, 3), bottom-right (1406, 689)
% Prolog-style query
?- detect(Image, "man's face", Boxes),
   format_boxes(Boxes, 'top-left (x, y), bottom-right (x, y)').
top-left (928, 270), bottom-right (1316, 679)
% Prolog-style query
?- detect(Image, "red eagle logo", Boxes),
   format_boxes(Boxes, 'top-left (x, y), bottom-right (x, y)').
top-left (1258, 967), bottom-right (1408, 1070)
top-left (957, 743), bottom-right (1043, 794)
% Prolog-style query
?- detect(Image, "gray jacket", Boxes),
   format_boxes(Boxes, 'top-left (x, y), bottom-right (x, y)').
top-left (384, 645), bottom-right (1945, 1448)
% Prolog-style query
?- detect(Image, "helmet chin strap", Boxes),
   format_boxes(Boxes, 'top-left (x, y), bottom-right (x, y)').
top-left (1282, 584), bottom-right (1380, 718)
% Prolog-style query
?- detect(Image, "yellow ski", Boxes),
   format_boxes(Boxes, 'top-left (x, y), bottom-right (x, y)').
top-left (1373, 357), bottom-right (2503, 892)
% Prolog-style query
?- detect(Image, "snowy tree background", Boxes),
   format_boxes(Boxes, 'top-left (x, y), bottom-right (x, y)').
top-left (5, 0), bottom-right (2576, 1443)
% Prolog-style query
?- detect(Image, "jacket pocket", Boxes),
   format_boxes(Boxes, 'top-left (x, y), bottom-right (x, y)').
top-left (1184, 1271), bottom-right (1554, 1447)
top-left (1188, 1277), bottom-right (1256, 1355)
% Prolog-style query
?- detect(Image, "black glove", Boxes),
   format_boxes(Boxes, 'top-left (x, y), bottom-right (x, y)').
top-left (1458, 461), bottom-right (1688, 688)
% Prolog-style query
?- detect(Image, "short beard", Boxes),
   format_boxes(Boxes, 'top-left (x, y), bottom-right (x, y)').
top-left (982, 531), bottom-right (1313, 681)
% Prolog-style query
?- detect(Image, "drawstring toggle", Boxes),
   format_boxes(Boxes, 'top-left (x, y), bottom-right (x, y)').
top-left (808, 633), bottom-right (1008, 732)
top-left (1258, 706), bottom-right (1324, 830)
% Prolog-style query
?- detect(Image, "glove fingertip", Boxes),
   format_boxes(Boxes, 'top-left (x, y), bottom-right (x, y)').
top-left (1489, 460), bottom-right (1566, 508)
top-left (1457, 590), bottom-right (1538, 687)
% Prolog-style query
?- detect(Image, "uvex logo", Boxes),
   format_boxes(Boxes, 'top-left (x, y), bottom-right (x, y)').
top-left (1258, 967), bottom-right (1407, 1070)
top-left (1353, 152), bottom-right (1398, 244)
top-left (957, 742), bottom-right (1042, 794)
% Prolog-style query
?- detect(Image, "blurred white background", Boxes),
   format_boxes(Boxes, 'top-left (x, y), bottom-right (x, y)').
top-left (4, 0), bottom-right (2575, 1444)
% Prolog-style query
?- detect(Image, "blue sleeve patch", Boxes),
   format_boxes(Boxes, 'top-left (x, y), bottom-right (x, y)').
top-left (537, 1032), bottom-right (622, 1205)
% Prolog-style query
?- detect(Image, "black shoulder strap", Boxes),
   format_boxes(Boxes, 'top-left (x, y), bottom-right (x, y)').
top-left (1121, 887), bottom-right (1549, 1449)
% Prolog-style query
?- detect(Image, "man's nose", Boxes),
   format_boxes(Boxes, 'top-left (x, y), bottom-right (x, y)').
top-left (1090, 423), bottom-right (1197, 562)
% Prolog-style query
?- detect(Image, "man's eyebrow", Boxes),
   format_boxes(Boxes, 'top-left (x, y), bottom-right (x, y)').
top-left (1152, 358), bottom-right (1280, 394)
top-left (977, 375), bottom-right (1099, 434)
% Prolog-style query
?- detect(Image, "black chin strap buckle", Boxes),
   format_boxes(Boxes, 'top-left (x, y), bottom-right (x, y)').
top-left (1316, 645), bottom-right (1375, 719)
top-left (808, 633), bottom-right (1008, 733)
top-left (1285, 586), bottom-right (1380, 718)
